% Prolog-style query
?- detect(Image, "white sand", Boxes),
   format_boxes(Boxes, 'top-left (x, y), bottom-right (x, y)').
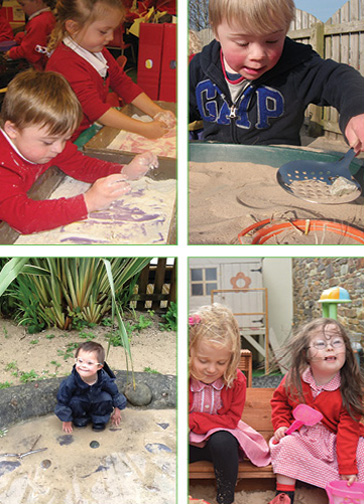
top-left (16, 177), bottom-right (176, 245)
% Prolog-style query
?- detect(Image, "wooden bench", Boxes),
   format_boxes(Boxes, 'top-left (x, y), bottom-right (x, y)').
top-left (189, 351), bottom-right (275, 481)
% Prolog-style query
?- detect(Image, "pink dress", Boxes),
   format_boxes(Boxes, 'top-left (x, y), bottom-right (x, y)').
top-left (189, 378), bottom-right (270, 467)
top-left (270, 368), bottom-right (364, 488)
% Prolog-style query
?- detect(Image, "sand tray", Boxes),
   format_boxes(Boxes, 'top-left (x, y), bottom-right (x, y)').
top-left (189, 160), bottom-right (364, 245)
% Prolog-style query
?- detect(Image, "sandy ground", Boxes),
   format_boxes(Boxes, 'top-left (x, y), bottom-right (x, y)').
top-left (189, 483), bottom-right (329, 504)
top-left (0, 315), bottom-right (176, 387)
top-left (0, 410), bottom-right (175, 504)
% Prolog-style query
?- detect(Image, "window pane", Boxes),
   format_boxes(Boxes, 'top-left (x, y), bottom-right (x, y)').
top-left (191, 269), bottom-right (203, 281)
top-left (192, 284), bottom-right (203, 296)
top-left (206, 283), bottom-right (218, 295)
top-left (205, 268), bottom-right (217, 280)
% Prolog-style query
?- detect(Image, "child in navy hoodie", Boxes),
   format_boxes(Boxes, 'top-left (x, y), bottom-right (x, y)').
top-left (55, 341), bottom-right (127, 432)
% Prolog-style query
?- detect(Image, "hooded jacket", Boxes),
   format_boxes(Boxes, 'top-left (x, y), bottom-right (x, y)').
top-left (55, 365), bottom-right (127, 422)
top-left (189, 37), bottom-right (364, 145)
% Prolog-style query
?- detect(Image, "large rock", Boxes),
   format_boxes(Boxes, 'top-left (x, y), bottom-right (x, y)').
top-left (0, 371), bottom-right (176, 428)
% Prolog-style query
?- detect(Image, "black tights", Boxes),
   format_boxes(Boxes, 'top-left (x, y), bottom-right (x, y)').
top-left (190, 431), bottom-right (239, 504)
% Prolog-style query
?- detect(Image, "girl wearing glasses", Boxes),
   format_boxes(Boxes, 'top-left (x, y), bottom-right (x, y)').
top-left (55, 341), bottom-right (126, 433)
top-left (269, 318), bottom-right (364, 504)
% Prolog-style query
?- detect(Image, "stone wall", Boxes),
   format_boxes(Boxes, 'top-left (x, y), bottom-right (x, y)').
top-left (292, 257), bottom-right (364, 337)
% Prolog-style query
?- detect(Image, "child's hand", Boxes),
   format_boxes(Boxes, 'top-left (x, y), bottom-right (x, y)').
top-left (62, 421), bottom-right (73, 433)
top-left (340, 474), bottom-right (357, 486)
top-left (121, 152), bottom-right (159, 180)
top-left (273, 426), bottom-right (288, 444)
top-left (154, 110), bottom-right (176, 129)
top-left (345, 114), bottom-right (364, 153)
top-left (111, 407), bottom-right (122, 426)
top-left (142, 120), bottom-right (168, 139)
top-left (84, 174), bottom-right (131, 213)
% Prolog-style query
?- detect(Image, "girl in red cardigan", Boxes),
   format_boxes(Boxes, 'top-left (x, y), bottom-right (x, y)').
top-left (46, 0), bottom-right (175, 141)
top-left (189, 304), bottom-right (270, 504)
top-left (270, 318), bottom-right (364, 504)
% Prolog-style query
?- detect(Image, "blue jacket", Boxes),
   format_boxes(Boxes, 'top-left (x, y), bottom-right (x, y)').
top-left (55, 365), bottom-right (127, 422)
top-left (189, 37), bottom-right (364, 145)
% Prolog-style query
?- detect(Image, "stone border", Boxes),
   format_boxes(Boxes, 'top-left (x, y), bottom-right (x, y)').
top-left (0, 371), bottom-right (176, 428)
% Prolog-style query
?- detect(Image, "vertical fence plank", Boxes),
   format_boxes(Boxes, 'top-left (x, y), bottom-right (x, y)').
top-left (136, 263), bottom-right (150, 310)
top-left (351, 0), bottom-right (360, 21)
top-left (152, 258), bottom-right (167, 310)
top-left (341, 3), bottom-right (350, 65)
top-left (307, 22), bottom-right (324, 136)
top-left (169, 259), bottom-right (177, 304)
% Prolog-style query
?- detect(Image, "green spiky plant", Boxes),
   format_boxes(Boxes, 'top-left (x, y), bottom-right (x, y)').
top-left (0, 257), bottom-right (151, 386)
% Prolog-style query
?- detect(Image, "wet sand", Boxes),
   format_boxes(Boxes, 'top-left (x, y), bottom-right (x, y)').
top-left (0, 409), bottom-right (175, 504)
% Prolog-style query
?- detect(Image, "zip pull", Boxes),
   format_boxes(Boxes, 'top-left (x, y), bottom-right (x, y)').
top-left (230, 105), bottom-right (237, 119)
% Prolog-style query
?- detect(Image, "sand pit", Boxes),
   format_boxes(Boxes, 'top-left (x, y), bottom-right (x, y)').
top-left (189, 483), bottom-right (329, 504)
top-left (0, 409), bottom-right (175, 504)
top-left (189, 161), bottom-right (364, 244)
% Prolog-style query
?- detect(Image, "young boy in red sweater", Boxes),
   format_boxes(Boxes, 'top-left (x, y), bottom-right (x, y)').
top-left (4, 0), bottom-right (55, 69)
top-left (0, 69), bottom-right (157, 235)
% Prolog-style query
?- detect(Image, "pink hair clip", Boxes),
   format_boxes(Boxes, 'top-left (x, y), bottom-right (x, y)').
top-left (188, 315), bottom-right (201, 326)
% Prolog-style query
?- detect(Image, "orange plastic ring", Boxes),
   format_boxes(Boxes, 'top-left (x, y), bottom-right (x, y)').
top-left (238, 219), bottom-right (364, 245)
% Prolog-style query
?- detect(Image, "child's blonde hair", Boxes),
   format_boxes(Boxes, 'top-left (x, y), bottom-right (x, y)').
top-left (189, 303), bottom-right (241, 388)
top-left (0, 69), bottom-right (83, 136)
top-left (48, 0), bottom-right (125, 51)
top-left (283, 318), bottom-right (364, 418)
top-left (209, 0), bottom-right (295, 36)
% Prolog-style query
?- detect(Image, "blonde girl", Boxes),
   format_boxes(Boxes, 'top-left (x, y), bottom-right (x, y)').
top-left (46, 0), bottom-right (175, 141)
top-left (270, 318), bottom-right (364, 504)
top-left (189, 304), bottom-right (270, 504)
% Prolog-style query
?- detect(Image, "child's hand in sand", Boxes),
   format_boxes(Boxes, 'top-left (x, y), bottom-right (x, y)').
top-left (62, 421), bottom-right (73, 433)
top-left (111, 407), bottom-right (121, 426)
top-left (84, 174), bottom-right (131, 213)
top-left (154, 110), bottom-right (176, 129)
top-left (121, 152), bottom-right (159, 180)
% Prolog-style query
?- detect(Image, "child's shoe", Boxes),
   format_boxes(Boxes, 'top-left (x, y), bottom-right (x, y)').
top-left (73, 418), bottom-right (89, 428)
top-left (92, 423), bottom-right (106, 431)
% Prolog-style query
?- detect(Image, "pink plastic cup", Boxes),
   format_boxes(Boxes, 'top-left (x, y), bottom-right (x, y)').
top-left (326, 480), bottom-right (364, 504)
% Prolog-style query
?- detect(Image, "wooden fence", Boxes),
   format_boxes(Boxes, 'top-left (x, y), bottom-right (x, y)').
top-left (289, 1), bottom-right (364, 139)
top-left (132, 258), bottom-right (176, 311)
top-left (193, 1), bottom-right (364, 140)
